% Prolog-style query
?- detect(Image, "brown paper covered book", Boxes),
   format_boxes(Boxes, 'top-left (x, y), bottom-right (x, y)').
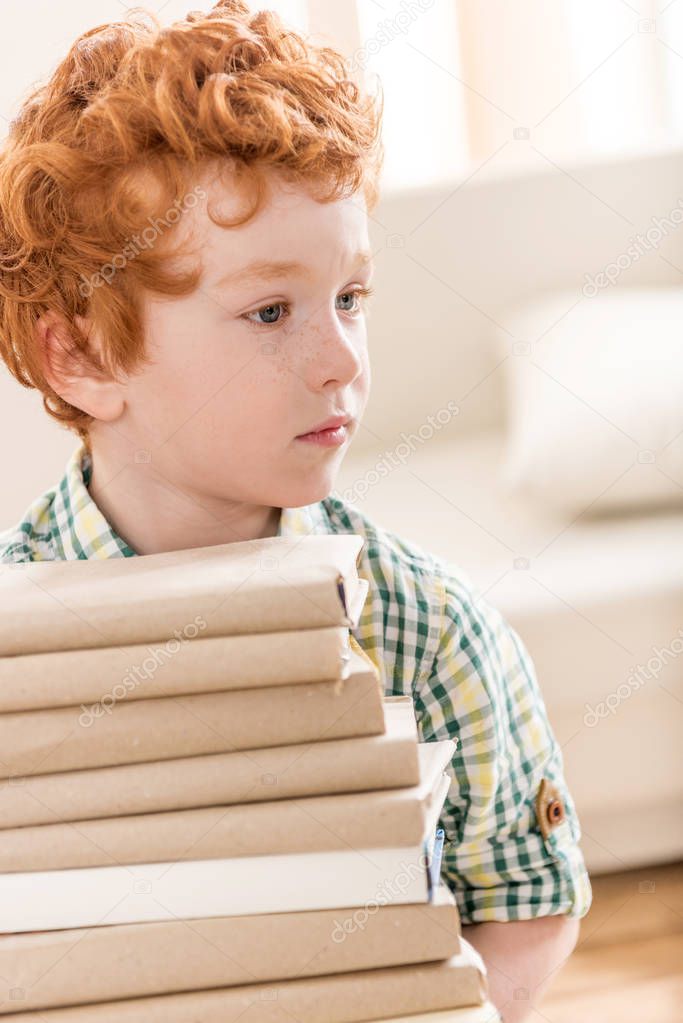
top-left (0, 626), bottom-right (351, 712)
top-left (0, 736), bottom-right (453, 872)
top-left (0, 942), bottom-right (487, 1022)
top-left (0, 648), bottom-right (383, 779)
top-left (0, 697), bottom-right (420, 829)
top-left (0, 885), bottom-right (461, 1014)
top-left (0, 533), bottom-right (368, 655)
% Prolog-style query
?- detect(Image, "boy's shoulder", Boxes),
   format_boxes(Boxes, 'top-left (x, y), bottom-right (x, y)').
top-left (0, 444), bottom-right (136, 564)
top-left (299, 493), bottom-right (504, 699)
top-left (318, 491), bottom-right (479, 621)
top-left (0, 443), bottom-right (80, 564)
top-left (0, 485), bottom-right (61, 563)
top-left (314, 492), bottom-right (485, 691)
top-left (319, 491), bottom-right (480, 611)
top-left (320, 492), bottom-right (446, 578)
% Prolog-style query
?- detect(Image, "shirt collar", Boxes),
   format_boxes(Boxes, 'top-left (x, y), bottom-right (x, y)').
top-left (52, 444), bottom-right (138, 560)
top-left (277, 501), bottom-right (330, 538)
top-left (55, 443), bottom-right (331, 559)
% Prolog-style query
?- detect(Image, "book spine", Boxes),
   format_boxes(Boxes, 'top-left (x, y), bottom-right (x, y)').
top-left (0, 791), bottom-right (428, 872)
top-left (0, 672), bottom-right (384, 779)
top-left (0, 894), bottom-right (461, 1013)
top-left (0, 735), bottom-right (419, 830)
top-left (0, 558), bottom-right (362, 656)
top-left (0, 956), bottom-right (485, 1021)
top-left (0, 628), bottom-right (350, 712)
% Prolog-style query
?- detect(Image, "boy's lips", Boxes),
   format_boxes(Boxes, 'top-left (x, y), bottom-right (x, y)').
top-left (295, 413), bottom-right (352, 447)
top-left (297, 413), bottom-right (351, 436)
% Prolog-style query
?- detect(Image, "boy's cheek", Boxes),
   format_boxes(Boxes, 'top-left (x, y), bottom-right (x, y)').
top-left (352, 366), bottom-right (371, 424)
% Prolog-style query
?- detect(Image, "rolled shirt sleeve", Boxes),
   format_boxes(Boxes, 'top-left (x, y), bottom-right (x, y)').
top-left (413, 565), bottom-right (593, 924)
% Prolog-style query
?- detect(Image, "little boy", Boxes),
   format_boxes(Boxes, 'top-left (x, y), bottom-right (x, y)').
top-left (0, 3), bottom-right (590, 1018)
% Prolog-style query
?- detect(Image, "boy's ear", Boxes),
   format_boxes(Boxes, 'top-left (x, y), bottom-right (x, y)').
top-left (36, 312), bottom-right (126, 423)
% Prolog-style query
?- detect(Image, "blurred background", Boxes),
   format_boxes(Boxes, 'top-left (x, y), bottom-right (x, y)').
top-left (1, 3), bottom-right (682, 1019)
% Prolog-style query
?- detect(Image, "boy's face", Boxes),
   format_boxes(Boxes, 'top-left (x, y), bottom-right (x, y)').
top-left (96, 167), bottom-right (373, 509)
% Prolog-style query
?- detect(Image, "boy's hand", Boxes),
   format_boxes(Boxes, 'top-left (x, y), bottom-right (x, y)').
top-left (463, 914), bottom-right (580, 1023)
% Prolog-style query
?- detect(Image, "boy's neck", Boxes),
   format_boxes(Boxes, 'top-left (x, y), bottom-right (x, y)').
top-left (85, 440), bottom-right (282, 555)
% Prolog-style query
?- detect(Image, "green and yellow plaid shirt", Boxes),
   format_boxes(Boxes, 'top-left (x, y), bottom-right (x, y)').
top-left (0, 442), bottom-right (591, 924)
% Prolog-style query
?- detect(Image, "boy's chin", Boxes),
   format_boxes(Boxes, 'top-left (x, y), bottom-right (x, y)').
top-left (274, 469), bottom-right (340, 509)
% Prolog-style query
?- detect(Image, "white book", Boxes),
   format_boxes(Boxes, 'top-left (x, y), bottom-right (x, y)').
top-left (0, 750), bottom-right (453, 933)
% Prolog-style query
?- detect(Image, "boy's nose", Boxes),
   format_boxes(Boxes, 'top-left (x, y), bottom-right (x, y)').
top-left (299, 322), bottom-right (365, 391)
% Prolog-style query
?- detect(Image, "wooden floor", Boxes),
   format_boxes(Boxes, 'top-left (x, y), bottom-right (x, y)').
top-left (538, 861), bottom-right (683, 1022)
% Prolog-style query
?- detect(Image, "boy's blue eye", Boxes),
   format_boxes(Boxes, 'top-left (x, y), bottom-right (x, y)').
top-left (336, 291), bottom-right (359, 312)
top-left (255, 304), bottom-right (283, 324)
top-left (244, 286), bottom-right (373, 328)
top-left (243, 302), bottom-right (287, 327)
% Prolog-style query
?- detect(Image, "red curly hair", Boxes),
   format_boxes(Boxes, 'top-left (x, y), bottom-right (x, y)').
top-left (0, 1), bottom-right (384, 446)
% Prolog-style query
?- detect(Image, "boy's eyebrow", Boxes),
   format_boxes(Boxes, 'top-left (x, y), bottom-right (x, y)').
top-left (210, 249), bottom-right (374, 289)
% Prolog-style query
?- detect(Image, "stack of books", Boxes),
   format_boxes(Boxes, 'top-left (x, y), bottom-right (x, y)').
top-left (0, 534), bottom-right (500, 1022)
